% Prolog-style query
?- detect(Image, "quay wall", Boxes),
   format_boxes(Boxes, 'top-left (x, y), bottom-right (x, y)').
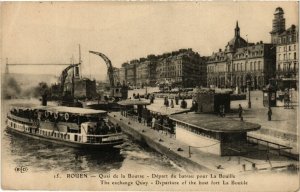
top-left (108, 113), bottom-right (217, 173)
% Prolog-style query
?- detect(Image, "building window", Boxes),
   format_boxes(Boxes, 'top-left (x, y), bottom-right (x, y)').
top-left (284, 54), bottom-right (286, 60)
top-left (289, 53), bottom-right (291, 60)
top-left (278, 54), bottom-right (281, 61)
top-left (294, 52), bottom-right (297, 60)
top-left (258, 61), bottom-right (261, 71)
top-left (278, 65), bottom-right (280, 71)
top-left (289, 45), bottom-right (291, 51)
top-left (250, 62), bottom-right (252, 71)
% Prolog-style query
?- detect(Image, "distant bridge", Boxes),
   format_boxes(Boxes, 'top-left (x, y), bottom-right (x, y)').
top-left (4, 58), bottom-right (73, 74)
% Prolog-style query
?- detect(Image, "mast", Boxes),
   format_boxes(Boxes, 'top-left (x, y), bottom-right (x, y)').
top-left (78, 44), bottom-right (82, 79)
top-left (5, 58), bottom-right (9, 74)
top-left (71, 55), bottom-right (75, 98)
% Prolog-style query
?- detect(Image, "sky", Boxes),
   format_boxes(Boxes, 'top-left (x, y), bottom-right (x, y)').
top-left (1, 2), bottom-right (298, 80)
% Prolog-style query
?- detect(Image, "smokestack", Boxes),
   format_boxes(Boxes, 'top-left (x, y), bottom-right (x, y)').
top-left (41, 90), bottom-right (48, 106)
top-left (75, 66), bottom-right (79, 77)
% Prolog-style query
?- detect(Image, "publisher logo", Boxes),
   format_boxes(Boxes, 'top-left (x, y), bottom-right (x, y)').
top-left (15, 166), bottom-right (28, 173)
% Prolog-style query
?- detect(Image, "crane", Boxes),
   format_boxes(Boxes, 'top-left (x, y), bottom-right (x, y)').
top-left (89, 51), bottom-right (116, 87)
top-left (89, 50), bottom-right (127, 100)
top-left (59, 63), bottom-right (80, 97)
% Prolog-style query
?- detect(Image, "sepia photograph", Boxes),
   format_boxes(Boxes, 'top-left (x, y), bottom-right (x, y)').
top-left (1, 1), bottom-right (299, 191)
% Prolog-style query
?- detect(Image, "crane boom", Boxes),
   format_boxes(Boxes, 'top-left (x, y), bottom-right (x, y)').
top-left (60, 63), bottom-right (80, 97)
top-left (89, 51), bottom-right (115, 87)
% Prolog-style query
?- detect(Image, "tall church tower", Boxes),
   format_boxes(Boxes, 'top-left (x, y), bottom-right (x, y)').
top-left (235, 21), bottom-right (240, 37)
top-left (270, 7), bottom-right (286, 44)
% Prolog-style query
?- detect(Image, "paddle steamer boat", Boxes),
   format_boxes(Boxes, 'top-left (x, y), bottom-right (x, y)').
top-left (6, 104), bottom-right (124, 149)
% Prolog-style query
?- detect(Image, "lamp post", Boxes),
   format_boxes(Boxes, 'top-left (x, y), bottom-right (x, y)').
top-left (247, 79), bottom-right (251, 108)
top-left (245, 35), bottom-right (251, 108)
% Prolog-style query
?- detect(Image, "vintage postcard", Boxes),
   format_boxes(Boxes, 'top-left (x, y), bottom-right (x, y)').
top-left (1, 1), bottom-right (299, 191)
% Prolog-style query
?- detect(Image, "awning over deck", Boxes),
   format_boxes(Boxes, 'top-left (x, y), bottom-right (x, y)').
top-left (9, 104), bottom-right (106, 115)
top-left (117, 99), bottom-right (150, 106)
top-left (169, 113), bottom-right (261, 133)
top-left (10, 103), bottom-right (41, 109)
top-left (146, 105), bottom-right (190, 116)
top-left (46, 106), bottom-right (107, 115)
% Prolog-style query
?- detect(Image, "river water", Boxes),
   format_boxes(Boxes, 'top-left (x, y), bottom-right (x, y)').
top-left (1, 99), bottom-right (181, 175)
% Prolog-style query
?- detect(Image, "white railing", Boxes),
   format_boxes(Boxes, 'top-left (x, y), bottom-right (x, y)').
top-left (83, 134), bottom-right (123, 144)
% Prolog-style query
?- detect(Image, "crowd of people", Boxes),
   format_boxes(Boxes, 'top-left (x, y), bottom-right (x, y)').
top-left (163, 96), bottom-right (188, 109)
top-left (87, 119), bottom-right (122, 135)
top-left (124, 92), bottom-right (198, 135)
top-left (120, 106), bottom-right (175, 135)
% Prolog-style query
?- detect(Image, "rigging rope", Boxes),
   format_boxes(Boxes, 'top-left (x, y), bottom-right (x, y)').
top-left (88, 52), bottom-right (91, 79)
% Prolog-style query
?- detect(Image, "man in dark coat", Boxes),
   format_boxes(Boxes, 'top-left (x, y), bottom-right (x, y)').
top-left (238, 104), bottom-right (243, 118)
top-left (268, 107), bottom-right (272, 121)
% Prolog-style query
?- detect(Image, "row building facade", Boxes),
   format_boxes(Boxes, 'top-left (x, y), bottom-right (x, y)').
top-left (156, 49), bottom-right (207, 88)
top-left (117, 49), bottom-right (207, 88)
top-left (270, 7), bottom-right (298, 89)
top-left (207, 22), bottom-right (276, 90)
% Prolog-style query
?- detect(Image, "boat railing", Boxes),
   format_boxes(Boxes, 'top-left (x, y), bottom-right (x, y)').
top-left (38, 129), bottom-right (123, 144)
top-left (83, 133), bottom-right (123, 144)
top-left (7, 113), bottom-right (36, 126)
